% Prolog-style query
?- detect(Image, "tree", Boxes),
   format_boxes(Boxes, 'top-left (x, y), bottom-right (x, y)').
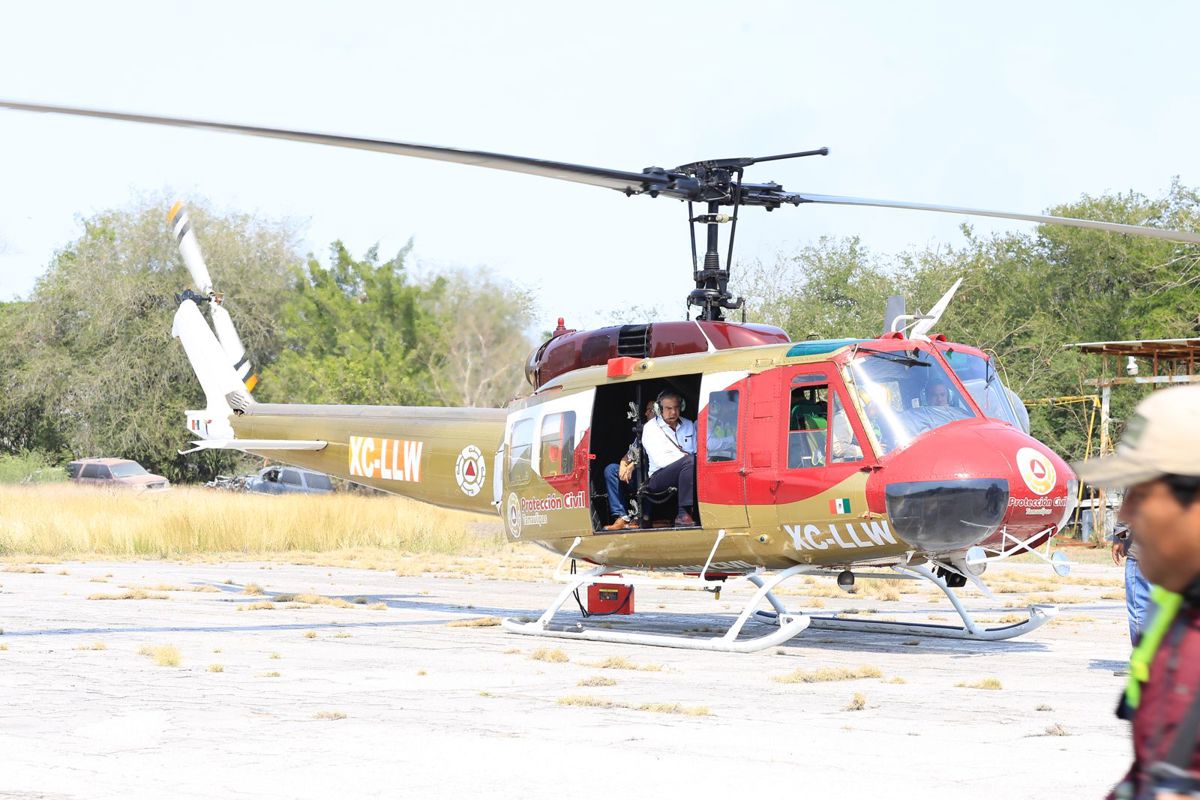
top-left (259, 242), bottom-right (435, 406)
top-left (0, 198), bottom-right (298, 480)
top-left (418, 268), bottom-right (536, 408)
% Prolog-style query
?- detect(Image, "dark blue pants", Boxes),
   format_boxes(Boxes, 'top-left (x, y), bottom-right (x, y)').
top-left (646, 454), bottom-right (695, 510)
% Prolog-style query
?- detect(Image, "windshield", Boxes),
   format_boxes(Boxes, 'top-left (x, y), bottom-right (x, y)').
top-left (109, 461), bottom-right (149, 478)
top-left (938, 348), bottom-right (1025, 429)
top-left (846, 346), bottom-right (976, 455)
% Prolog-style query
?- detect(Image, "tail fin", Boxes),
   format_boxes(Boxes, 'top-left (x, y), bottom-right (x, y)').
top-left (168, 201), bottom-right (258, 392)
top-left (172, 300), bottom-right (251, 440)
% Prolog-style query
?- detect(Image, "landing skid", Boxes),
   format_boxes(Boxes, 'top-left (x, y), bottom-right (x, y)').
top-left (760, 564), bottom-right (1058, 642)
top-left (502, 535), bottom-right (1058, 652)
top-left (502, 563), bottom-right (812, 653)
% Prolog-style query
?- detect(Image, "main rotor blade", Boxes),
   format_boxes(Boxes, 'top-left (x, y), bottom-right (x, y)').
top-left (0, 99), bottom-right (674, 196)
top-left (788, 192), bottom-right (1200, 244)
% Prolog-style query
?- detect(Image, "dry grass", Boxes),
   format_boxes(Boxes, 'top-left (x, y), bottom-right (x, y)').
top-left (0, 485), bottom-right (505, 558)
top-left (1036, 704), bottom-right (1053, 711)
top-left (314, 710), bottom-right (347, 720)
top-left (1, 643), bottom-right (9, 651)
top-left (238, 602), bottom-right (276, 611)
top-left (556, 695), bottom-right (708, 716)
top-left (208, 664), bottom-right (224, 673)
top-left (883, 676), bottom-right (907, 684)
top-left (304, 631), bottom-right (318, 639)
top-left (3, 564), bottom-right (44, 573)
top-left (260, 671), bottom-right (282, 678)
top-left (530, 648), bottom-right (570, 663)
top-left (586, 656), bottom-right (662, 672)
top-left (88, 589), bottom-right (169, 601)
top-left (74, 641), bottom-right (107, 651)
top-left (242, 583), bottom-right (264, 596)
top-left (636, 703), bottom-right (710, 716)
top-left (1043, 723), bottom-right (1069, 736)
top-left (844, 692), bottom-right (868, 711)
top-left (558, 695), bottom-right (614, 708)
top-left (138, 644), bottom-right (181, 667)
top-left (273, 593), bottom-right (355, 609)
top-left (773, 665), bottom-right (882, 684)
top-left (578, 675), bottom-right (618, 687)
top-left (1101, 591), bottom-right (1125, 601)
top-left (957, 677), bottom-right (1003, 690)
top-left (447, 616), bottom-right (502, 628)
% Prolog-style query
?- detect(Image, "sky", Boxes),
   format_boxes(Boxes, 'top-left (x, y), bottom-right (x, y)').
top-left (1, 1), bottom-right (1198, 331)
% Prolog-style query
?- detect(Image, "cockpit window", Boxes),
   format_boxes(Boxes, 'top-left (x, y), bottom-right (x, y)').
top-left (938, 348), bottom-right (1025, 430)
top-left (846, 346), bottom-right (976, 455)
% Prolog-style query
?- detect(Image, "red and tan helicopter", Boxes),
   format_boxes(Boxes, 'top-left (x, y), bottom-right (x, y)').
top-left (5, 99), bottom-right (1199, 652)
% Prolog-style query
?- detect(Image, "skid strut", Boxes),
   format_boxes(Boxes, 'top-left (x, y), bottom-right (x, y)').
top-left (758, 563), bottom-right (1058, 641)
top-left (501, 532), bottom-right (812, 653)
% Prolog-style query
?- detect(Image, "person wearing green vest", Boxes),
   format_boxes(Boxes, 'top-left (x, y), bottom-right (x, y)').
top-left (1073, 384), bottom-right (1200, 799)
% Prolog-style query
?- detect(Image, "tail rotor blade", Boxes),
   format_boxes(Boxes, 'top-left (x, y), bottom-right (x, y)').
top-left (209, 303), bottom-right (250, 377)
top-left (168, 201), bottom-right (214, 296)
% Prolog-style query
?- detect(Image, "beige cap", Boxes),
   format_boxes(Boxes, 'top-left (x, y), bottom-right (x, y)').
top-left (1074, 384), bottom-right (1200, 488)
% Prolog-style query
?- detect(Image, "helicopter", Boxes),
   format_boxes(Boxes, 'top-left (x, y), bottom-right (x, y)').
top-left (5, 99), bottom-right (1199, 653)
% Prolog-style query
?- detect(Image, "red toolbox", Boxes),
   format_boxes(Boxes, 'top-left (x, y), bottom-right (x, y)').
top-left (587, 581), bottom-right (634, 615)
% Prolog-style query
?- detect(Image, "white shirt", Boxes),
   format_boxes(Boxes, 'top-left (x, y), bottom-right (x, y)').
top-left (642, 415), bottom-right (697, 475)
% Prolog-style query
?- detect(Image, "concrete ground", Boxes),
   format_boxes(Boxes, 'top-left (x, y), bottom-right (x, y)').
top-left (0, 558), bottom-right (1133, 799)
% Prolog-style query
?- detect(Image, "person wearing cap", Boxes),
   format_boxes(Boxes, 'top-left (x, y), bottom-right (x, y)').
top-left (1074, 385), bottom-right (1200, 799)
top-left (1111, 522), bottom-right (1152, 645)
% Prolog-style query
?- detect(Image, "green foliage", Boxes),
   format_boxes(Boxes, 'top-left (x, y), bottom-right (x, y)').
top-left (0, 452), bottom-right (67, 484)
top-left (0, 198), bottom-right (297, 481)
top-left (260, 242), bottom-right (434, 406)
top-left (259, 251), bottom-right (535, 409)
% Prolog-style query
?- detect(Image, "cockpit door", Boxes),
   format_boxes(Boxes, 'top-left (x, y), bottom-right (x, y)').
top-left (697, 371), bottom-right (750, 530)
top-left (757, 363), bottom-right (877, 535)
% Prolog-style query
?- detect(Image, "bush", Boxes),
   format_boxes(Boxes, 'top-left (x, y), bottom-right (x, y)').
top-left (0, 452), bottom-right (67, 484)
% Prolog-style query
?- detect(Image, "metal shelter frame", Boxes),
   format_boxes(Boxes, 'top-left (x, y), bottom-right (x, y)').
top-left (1064, 337), bottom-right (1200, 535)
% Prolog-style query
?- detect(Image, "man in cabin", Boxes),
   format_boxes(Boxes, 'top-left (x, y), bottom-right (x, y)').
top-left (604, 401), bottom-right (657, 531)
top-left (1073, 385), bottom-right (1200, 799)
top-left (925, 382), bottom-right (951, 407)
top-left (642, 390), bottom-right (698, 527)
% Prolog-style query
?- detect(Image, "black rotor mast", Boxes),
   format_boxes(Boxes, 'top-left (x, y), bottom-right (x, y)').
top-left (672, 149), bottom-right (829, 321)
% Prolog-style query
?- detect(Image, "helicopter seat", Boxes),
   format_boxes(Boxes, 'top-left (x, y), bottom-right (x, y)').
top-left (636, 482), bottom-right (678, 526)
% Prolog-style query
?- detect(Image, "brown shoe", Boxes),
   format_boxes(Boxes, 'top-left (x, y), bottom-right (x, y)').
top-left (673, 509), bottom-right (696, 527)
top-left (603, 516), bottom-right (639, 531)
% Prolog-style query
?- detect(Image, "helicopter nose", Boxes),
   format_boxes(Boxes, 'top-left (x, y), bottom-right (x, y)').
top-left (868, 420), bottom-right (1075, 553)
top-left (884, 477), bottom-right (1009, 551)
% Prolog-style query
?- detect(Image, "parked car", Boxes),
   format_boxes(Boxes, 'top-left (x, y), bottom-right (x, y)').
top-left (67, 458), bottom-right (170, 491)
top-left (244, 466), bottom-right (335, 495)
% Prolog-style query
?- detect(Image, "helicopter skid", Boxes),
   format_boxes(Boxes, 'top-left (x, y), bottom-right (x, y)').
top-left (758, 562), bottom-right (1058, 642)
top-left (501, 564), bottom-right (812, 653)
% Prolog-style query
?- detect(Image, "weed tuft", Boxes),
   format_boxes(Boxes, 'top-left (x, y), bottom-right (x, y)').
top-left (138, 644), bottom-right (181, 667)
top-left (578, 675), bottom-right (617, 687)
top-left (314, 710), bottom-right (347, 720)
top-left (773, 665), bottom-right (882, 684)
top-left (447, 616), bottom-right (501, 628)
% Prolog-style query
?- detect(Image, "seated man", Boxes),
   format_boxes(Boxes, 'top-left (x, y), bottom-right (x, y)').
top-left (603, 400), bottom-right (655, 531)
top-left (641, 390), bottom-right (698, 527)
top-left (924, 382), bottom-right (951, 407)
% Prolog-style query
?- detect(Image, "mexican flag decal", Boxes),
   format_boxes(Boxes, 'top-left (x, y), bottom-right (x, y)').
top-left (830, 497), bottom-right (851, 515)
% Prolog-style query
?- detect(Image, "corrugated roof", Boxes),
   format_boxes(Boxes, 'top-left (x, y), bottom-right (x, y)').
top-left (1065, 338), bottom-right (1200, 358)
